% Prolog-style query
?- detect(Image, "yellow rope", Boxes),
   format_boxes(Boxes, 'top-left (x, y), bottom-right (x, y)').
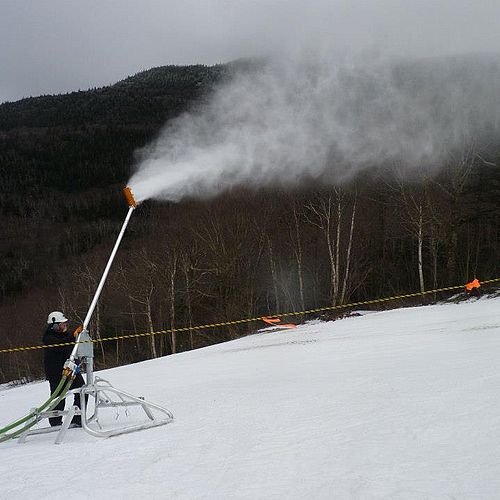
top-left (1, 277), bottom-right (499, 355)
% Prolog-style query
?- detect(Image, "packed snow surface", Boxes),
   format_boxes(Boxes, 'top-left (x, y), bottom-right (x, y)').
top-left (1, 297), bottom-right (500, 499)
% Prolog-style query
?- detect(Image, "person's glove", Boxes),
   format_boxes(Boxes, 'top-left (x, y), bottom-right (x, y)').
top-left (73, 325), bottom-right (83, 339)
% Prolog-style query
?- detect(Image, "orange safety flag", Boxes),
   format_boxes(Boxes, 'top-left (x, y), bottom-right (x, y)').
top-left (465, 278), bottom-right (481, 291)
top-left (261, 316), bottom-right (297, 329)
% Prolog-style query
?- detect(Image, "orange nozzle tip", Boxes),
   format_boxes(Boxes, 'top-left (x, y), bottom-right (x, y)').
top-left (123, 186), bottom-right (137, 208)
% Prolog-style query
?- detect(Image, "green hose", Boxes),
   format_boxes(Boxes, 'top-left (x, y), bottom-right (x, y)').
top-left (0, 377), bottom-right (75, 442)
top-left (0, 376), bottom-right (68, 440)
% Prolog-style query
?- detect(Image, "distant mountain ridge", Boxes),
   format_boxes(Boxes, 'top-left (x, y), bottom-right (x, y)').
top-left (0, 64), bottom-right (231, 130)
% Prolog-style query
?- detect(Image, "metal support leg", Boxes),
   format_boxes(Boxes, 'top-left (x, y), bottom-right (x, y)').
top-left (139, 397), bottom-right (155, 421)
top-left (17, 410), bottom-right (38, 444)
top-left (85, 356), bottom-right (94, 386)
top-left (55, 405), bottom-right (77, 445)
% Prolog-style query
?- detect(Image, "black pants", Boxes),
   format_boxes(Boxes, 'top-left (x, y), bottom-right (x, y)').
top-left (48, 373), bottom-right (86, 427)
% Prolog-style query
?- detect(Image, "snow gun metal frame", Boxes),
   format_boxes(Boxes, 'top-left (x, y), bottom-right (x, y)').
top-left (0, 187), bottom-right (173, 444)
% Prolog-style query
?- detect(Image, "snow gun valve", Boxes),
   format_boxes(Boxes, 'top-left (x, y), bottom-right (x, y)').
top-left (62, 359), bottom-right (79, 379)
top-left (123, 186), bottom-right (137, 209)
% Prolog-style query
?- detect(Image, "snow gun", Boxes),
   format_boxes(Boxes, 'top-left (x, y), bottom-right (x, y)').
top-left (67, 186), bottom-right (137, 368)
top-left (0, 187), bottom-right (173, 444)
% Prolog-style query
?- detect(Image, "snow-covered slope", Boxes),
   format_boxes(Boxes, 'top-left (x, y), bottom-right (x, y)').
top-left (1, 297), bottom-right (500, 499)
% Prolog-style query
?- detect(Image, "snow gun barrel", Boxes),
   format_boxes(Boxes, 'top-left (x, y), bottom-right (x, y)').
top-left (70, 187), bottom-right (137, 360)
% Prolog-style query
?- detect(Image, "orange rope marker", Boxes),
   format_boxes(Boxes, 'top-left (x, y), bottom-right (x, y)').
top-left (261, 316), bottom-right (297, 329)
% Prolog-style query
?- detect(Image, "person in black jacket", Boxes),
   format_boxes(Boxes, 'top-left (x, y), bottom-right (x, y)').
top-left (43, 311), bottom-right (86, 427)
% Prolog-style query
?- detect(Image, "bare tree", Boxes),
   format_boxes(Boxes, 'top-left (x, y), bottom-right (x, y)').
top-left (306, 188), bottom-right (358, 305)
top-left (284, 195), bottom-right (309, 314)
top-left (165, 252), bottom-right (178, 354)
top-left (116, 249), bottom-right (159, 359)
top-left (390, 177), bottom-right (433, 294)
top-left (181, 254), bottom-right (195, 350)
top-left (434, 142), bottom-right (477, 283)
top-left (340, 193), bottom-right (357, 304)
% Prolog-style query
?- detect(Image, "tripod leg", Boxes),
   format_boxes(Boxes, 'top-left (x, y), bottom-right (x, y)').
top-left (55, 405), bottom-right (77, 445)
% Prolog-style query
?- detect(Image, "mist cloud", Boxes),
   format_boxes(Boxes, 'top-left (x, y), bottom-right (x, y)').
top-left (129, 53), bottom-right (500, 203)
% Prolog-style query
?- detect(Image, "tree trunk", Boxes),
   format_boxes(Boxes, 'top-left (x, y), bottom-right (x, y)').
top-left (417, 204), bottom-right (425, 294)
top-left (146, 295), bottom-right (157, 359)
top-left (183, 262), bottom-right (194, 350)
top-left (447, 225), bottom-right (458, 284)
top-left (267, 236), bottom-right (281, 313)
top-left (129, 295), bottom-right (141, 353)
top-left (335, 192), bottom-right (342, 303)
top-left (292, 205), bottom-right (305, 313)
top-left (340, 195), bottom-right (357, 304)
top-left (324, 198), bottom-right (338, 305)
top-left (169, 256), bottom-right (178, 354)
top-left (95, 302), bottom-right (106, 365)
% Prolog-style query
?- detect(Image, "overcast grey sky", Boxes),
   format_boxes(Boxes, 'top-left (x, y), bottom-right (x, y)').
top-left (1, 0), bottom-right (500, 103)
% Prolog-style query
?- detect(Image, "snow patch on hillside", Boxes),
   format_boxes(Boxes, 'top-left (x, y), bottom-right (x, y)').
top-left (1, 298), bottom-right (500, 499)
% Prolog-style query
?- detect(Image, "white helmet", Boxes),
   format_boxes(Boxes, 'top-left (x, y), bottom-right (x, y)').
top-left (47, 311), bottom-right (68, 324)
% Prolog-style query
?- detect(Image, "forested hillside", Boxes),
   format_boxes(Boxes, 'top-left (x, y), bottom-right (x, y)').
top-left (1, 59), bottom-right (499, 383)
top-left (0, 64), bottom-right (229, 296)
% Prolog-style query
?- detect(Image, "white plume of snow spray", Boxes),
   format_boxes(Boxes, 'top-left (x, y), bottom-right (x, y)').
top-left (129, 53), bottom-right (500, 203)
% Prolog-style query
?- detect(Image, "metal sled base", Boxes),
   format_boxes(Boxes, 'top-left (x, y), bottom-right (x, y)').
top-left (17, 377), bottom-right (173, 444)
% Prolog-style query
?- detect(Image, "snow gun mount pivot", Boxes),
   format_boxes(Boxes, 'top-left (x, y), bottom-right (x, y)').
top-left (1, 187), bottom-right (173, 445)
